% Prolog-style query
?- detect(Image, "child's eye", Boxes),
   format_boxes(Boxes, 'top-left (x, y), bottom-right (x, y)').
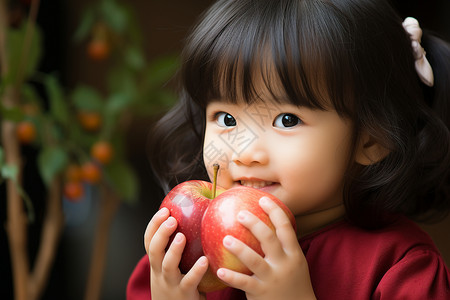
top-left (216, 112), bottom-right (237, 127)
top-left (273, 113), bottom-right (302, 128)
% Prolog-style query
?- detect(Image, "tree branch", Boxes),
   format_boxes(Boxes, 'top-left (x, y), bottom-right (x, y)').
top-left (84, 184), bottom-right (121, 300)
top-left (2, 119), bottom-right (29, 300)
top-left (28, 176), bottom-right (64, 300)
top-left (0, 1), bottom-right (29, 299)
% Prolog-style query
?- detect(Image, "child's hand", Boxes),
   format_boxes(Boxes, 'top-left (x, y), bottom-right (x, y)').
top-left (216, 197), bottom-right (317, 300)
top-left (144, 207), bottom-right (209, 300)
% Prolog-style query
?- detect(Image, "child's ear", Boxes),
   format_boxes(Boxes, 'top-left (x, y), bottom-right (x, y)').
top-left (355, 131), bottom-right (390, 165)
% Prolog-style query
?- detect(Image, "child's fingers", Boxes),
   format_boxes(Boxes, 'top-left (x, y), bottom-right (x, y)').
top-left (259, 197), bottom-right (299, 254)
top-left (161, 232), bottom-right (186, 280)
top-left (144, 207), bottom-right (170, 252)
top-left (216, 267), bottom-right (255, 291)
top-left (222, 235), bottom-right (269, 276)
top-left (180, 256), bottom-right (209, 290)
top-left (147, 216), bottom-right (178, 273)
top-left (237, 209), bottom-right (285, 261)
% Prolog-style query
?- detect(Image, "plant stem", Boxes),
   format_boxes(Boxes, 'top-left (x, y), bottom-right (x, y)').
top-left (25, 1), bottom-right (64, 297)
top-left (84, 183), bottom-right (120, 300)
top-left (28, 176), bottom-right (64, 300)
top-left (1, 1), bottom-right (58, 299)
top-left (2, 113), bottom-right (28, 300)
top-left (0, 1), bottom-right (29, 299)
top-left (212, 163), bottom-right (220, 198)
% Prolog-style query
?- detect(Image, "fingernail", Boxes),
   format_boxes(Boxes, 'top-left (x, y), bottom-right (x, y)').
top-left (165, 217), bottom-right (176, 227)
top-left (259, 196), bottom-right (271, 206)
top-left (223, 235), bottom-right (234, 247)
top-left (217, 268), bottom-right (226, 278)
top-left (237, 210), bottom-right (248, 222)
top-left (174, 232), bottom-right (183, 243)
top-left (157, 207), bottom-right (169, 217)
top-left (199, 256), bottom-right (208, 266)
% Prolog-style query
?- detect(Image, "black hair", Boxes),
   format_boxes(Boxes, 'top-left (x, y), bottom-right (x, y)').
top-left (149, 0), bottom-right (450, 228)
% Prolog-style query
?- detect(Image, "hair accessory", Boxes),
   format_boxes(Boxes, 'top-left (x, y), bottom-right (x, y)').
top-left (402, 17), bottom-right (434, 87)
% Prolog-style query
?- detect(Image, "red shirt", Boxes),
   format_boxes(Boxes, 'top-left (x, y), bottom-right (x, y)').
top-left (127, 217), bottom-right (450, 299)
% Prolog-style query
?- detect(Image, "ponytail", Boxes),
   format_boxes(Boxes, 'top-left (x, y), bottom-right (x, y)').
top-left (422, 32), bottom-right (450, 128)
top-left (344, 29), bottom-right (450, 228)
top-left (405, 31), bottom-right (450, 222)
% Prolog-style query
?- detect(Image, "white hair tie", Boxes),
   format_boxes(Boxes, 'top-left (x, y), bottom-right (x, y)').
top-left (402, 17), bottom-right (434, 87)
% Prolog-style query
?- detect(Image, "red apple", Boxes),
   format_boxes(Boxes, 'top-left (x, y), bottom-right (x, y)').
top-left (201, 186), bottom-right (296, 276)
top-left (159, 180), bottom-right (227, 292)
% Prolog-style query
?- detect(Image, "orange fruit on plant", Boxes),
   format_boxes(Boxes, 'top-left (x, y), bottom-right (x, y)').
top-left (77, 111), bottom-right (102, 131)
top-left (87, 38), bottom-right (110, 61)
top-left (91, 141), bottom-right (113, 164)
top-left (64, 181), bottom-right (84, 202)
top-left (16, 121), bottom-right (36, 144)
top-left (81, 162), bottom-right (101, 184)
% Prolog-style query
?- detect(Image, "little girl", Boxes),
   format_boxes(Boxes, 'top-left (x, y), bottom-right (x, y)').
top-left (128, 0), bottom-right (450, 299)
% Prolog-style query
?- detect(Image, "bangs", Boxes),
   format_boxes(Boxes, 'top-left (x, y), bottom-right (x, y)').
top-left (180, 0), bottom-right (356, 115)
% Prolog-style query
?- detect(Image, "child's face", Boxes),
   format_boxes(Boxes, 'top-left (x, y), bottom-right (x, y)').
top-left (203, 97), bottom-right (354, 223)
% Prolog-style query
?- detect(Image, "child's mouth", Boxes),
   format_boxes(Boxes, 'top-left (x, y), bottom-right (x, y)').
top-left (239, 180), bottom-right (274, 189)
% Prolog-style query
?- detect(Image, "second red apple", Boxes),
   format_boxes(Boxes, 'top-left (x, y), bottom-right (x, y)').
top-left (201, 186), bottom-right (296, 276)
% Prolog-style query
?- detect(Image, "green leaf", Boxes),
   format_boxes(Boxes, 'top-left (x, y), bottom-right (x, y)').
top-left (16, 183), bottom-right (35, 223)
top-left (6, 23), bottom-right (43, 82)
top-left (37, 146), bottom-right (68, 186)
top-left (146, 55), bottom-right (179, 89)
top-left (1, 164), bottom-right (18, 181)
top-left (0, 104), bottom-right (24, 122)
top-left (1, 163), bottom-right (35, 222)
top-left (22, 83), bottom-right (43, 107)
top-left (135, 89), bottom-right (177, 116)
top-left (71, 85), bottom-right (104, 112)
top-left (101, 92), bottom-right (133, 138)
top-left (152, 89), bottom-right (177, 107)
top-left (106, 92), bottom-right (132, 114)
top-left (0, 76), bottom-right (9, 94)
top-left (100, 0), bottom-right (128, 34)
top-left (107, 65), bottom-right (136, 95)
top-left (103, 160), bottom-right (138, 204)
top-left (125, 46), bottom-right (145, 71)
top-left (44, 75), bottom-right (69, 125)
top-left (0, 147), bottom-right (4, 166)
top-left (74, 7), bottom-right (96, 42)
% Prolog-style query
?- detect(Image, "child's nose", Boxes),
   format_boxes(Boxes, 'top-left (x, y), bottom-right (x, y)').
top-left (231, 137), bottom-right (269, 166)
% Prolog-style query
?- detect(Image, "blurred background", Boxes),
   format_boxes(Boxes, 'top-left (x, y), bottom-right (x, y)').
top-left (0, 0), bottom-right (449, 299)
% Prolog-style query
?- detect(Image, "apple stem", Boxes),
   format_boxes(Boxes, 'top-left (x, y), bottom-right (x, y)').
top-left (212, 163), bottom-right (220, 198)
